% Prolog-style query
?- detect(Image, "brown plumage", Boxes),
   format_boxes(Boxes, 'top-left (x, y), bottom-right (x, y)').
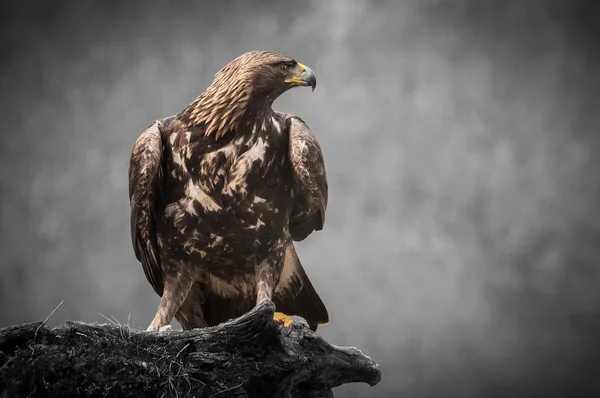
top-left (128, 51), bottom-right (329, 331)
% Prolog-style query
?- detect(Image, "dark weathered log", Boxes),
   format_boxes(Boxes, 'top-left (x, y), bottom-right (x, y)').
top-left (0, 300), bottom-right (380, 397)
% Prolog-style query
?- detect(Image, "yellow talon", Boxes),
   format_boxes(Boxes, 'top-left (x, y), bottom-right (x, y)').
top-left (273, 312), bottom-right (294, 328)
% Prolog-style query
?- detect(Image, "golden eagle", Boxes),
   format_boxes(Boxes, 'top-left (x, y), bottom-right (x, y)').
top-left (129, 51), bottom-right (328, 331)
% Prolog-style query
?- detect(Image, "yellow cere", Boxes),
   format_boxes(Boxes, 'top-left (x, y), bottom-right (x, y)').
top-left (296, 63), bottom-right (307, 74)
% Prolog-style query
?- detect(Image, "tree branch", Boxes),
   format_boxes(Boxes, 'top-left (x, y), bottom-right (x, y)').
top-left (0, 300), bottom-right (380, 397)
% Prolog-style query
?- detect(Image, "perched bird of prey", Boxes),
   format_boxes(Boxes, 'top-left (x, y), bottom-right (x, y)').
top-left (129, 51), bottom-right (329, 332)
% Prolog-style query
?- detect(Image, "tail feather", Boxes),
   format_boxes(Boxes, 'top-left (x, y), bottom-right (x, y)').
top-left (273, 243), bottom-right (329, 330)
top-left (202, 243), bottom-right (328, 330)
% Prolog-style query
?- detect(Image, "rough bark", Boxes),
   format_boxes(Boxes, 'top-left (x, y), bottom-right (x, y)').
top-left (0, 300), bottom-right (380, 397)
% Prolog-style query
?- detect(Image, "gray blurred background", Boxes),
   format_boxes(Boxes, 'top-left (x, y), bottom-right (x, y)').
top-left (1, 0), bottom-right (600, 397)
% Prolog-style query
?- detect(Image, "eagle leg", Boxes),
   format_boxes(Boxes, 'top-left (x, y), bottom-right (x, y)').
top-left (255, 246), bottom-right (294, 328)
top-left (175, 283), bottom-right (209, 330)
top-left (147, 270), bottom-right (194, 331)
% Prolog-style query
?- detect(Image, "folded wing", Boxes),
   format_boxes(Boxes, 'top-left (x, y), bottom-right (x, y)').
top-left (287, 116), bottom-right (328, 242)
top-left (129, 121), bottom-right (164, 296)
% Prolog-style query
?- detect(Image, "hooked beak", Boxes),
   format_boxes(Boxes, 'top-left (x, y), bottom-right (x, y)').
top-left (285, 62), bottom-right (317, 91)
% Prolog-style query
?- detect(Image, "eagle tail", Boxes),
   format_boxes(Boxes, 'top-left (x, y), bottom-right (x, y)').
top-left (273, 242), bottom-right (329, 331)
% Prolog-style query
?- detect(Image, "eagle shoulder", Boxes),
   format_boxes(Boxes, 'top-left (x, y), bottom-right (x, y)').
top-left (285, 115), bottom-right (328, 241)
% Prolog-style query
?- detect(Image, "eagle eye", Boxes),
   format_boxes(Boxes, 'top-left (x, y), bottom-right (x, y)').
top-left (279, 64), bottom-right (289, 73)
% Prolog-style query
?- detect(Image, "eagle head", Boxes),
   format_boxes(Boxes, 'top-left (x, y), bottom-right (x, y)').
top-left (180, 51), bottom-right (317, 139)
top-left (238, 51), bottom-right (316, 95)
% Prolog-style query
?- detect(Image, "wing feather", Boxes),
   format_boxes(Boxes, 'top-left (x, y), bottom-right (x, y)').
top-left (287, 116), bottom-right (328, 241)
top-left (129, 121), bottom-right (164, 296)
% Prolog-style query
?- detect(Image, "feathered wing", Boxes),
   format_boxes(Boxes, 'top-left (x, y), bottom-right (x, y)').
top-left (129, 121), bottom-right (164, 296)
top-left (271, 115), bottom-right (329, 330)
top-left (287, 116), bottom-right (328, 241)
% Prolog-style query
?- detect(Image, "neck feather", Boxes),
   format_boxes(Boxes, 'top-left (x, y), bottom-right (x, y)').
top-left (178, 73), bottom-right (272, 140)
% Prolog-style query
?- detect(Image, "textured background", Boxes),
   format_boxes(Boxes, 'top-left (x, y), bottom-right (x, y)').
top-left (1, 1), bottom-right (600, 397)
